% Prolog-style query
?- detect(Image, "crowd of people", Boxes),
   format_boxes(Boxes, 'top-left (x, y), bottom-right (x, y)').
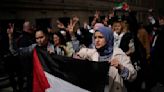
top-left (0, 9), bottom-right (164, 92)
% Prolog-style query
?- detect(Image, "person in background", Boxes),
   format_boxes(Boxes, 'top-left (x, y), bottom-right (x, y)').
top-left (137, 23), bottom-right (151, 62)
top-left (18, 21), bottom-right (35, 92)
top-left (48, 31), bottom-right (74, 57)
top-left (5, 23), bottom-right (19, 92)
top-left (152, 15), bottom-right (164, 87)
top-left (49, 32), bottom-right (66, 55)
top-left (18, 29), bottom-right (54, 63)
top-left (112, 21), bottom-right (124, 48)
top-left (119, 20), bottom-right (135, 56)
top-left (66, 16), bottom-right (81, 53)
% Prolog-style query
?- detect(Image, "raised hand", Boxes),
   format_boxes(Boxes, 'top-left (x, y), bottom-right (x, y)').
top-left (72, 16), bottom-right (79, 22)
top-left (94, 10), bottom-right (100, 19)
top-left (66, 19), bottom-right (74, 33)
top-left (7, 23), bottom-right (14, 35)
top-left (110, 58), bottom-right (124, 70)
top-left (57, 20), bottom-right (66, 29)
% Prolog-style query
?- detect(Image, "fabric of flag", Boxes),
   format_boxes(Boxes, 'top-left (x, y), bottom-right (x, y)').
top-left (32, 46), bottom-right (109, 92)
top-left (122, 2), bottom-right (129, 11)
top-left (114, 2), bottom-right (123, 10)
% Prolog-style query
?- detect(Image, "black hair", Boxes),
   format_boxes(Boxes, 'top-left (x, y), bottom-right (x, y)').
top-left (52, 31), bottom-right (66, 46)
top-left (35, 28), bottom-right (49, 36)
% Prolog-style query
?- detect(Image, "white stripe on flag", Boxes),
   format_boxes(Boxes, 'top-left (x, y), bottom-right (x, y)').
top-left (44, 72), bottom-right (90, 92)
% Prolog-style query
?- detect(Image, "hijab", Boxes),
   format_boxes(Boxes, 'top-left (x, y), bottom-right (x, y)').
top-left (94, 26), bottom-right (114, 61)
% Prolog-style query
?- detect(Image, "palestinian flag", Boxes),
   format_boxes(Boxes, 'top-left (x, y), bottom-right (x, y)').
top-left (33, 46), bottom-right (109, 92)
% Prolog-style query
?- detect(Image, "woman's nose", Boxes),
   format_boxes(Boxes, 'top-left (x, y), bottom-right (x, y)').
top-left (95, 38), bottom-right (99, 42)
top-left (38, 39), bottom-right (42, 43)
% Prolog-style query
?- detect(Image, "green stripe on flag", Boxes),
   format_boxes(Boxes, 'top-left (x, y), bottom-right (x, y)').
top-left (114, 2), bottom-right (123, 9)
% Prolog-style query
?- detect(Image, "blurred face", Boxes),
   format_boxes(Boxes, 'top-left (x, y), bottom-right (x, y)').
top-left (103, 19), bottom-right (108, 26)
top-left (93, 23), bottom-right (104, 31)
top-left (112, 22), bottom-right (122, 34)
top-left (148, 16), bottom-right (156, 24)
top-left (94, 31), bottom-right (106, 49)
top-left (53, 34), bottom-right (60, 46)
top-left (47, 28), bottom-right (53, 33)
top-left (35, 31), bottom-right (48, 46)
top-left (159, 18), bottom-right (164, 25)
top-left (122, 21), bottom-right (129, 32)
top-left (23, 21), bottom-right (33, 33)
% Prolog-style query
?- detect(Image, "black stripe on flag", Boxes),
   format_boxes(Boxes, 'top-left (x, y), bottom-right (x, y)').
top-left (35, 46), bottom-right (109, 92)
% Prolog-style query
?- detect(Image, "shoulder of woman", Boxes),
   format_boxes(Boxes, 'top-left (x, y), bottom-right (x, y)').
top-left (78, 48), bottom-right (96, 54)
top-left (77, 48), bottom-right (96, 56)
top-left (113, 47), bottom-right (125, 55)
top-left (77, 48), bottom-right (98, 61)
